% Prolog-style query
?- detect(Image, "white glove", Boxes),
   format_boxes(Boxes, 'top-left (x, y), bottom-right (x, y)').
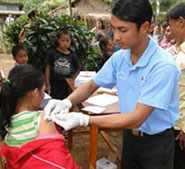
top-left (51, 112), bottom-right (90, 131)
top-left (44, 98), bottom-right (72, 120)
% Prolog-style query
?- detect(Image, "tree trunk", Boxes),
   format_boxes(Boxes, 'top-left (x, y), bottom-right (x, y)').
top-left (68, 0), bottom-right (72, 16)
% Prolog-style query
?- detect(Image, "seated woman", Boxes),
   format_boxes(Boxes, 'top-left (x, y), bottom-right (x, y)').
top-left (0, 64), bottom-right (79, 169)
top-left (99, 36), bottom-right (114, 69)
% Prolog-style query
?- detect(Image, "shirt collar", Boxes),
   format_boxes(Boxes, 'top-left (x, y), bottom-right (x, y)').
top-left (124, 36), bottom-right (158, 70)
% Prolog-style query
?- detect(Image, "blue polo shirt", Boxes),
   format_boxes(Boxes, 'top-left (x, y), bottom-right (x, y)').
top-left (93, 37), bottom-right (180, 134)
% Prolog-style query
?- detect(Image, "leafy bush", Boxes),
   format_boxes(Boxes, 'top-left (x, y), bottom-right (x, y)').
top-left (4, 13), bottom-right (101, 71)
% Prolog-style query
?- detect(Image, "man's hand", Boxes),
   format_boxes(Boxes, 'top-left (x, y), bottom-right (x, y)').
top-left (51, 112), bottom-right (90, 131)
top-left (176, 130), bottom-right (185, 150)
top-left (44, 98), bottom-right (72, 120)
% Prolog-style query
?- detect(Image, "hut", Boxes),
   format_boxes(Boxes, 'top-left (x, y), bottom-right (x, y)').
top-left (49, 0), bottom-right (111, 28)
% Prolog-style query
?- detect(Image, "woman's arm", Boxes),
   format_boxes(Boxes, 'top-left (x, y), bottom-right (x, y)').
top-left (18, 28), bottom-right (26, 44)
top-left (39, 112), bottom-right (59, 136)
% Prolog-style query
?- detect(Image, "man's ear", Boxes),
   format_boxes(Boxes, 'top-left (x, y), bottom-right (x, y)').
top-left (140, 21), bottom-right (151, 34)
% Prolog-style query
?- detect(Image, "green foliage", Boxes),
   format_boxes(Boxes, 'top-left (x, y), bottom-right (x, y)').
top-left (19, 0), bottom-right (71, 13)
top-left (160, 0), bottom-right (184, 12)
top-left (103, 0), bottom-right (112, 5)
top-left (23, 0), bottom-right (44, 12)
top-left (151, 0), bottom-right (184, 23)
top-left (4, 13), bottom-right (101, 71)
top-left (84, 47), bottom-right (101, 71)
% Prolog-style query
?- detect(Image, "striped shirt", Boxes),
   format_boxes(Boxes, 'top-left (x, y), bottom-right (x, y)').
top-left (5, 111), bottom-right (41, 147)
top-left (168, 42), bottom-right (185, 132)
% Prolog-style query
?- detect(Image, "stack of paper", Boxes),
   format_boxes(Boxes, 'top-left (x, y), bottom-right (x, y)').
top-left (82, 106), bottom-right (106, 114)
top-left (85, 93), bottom-right (118, 107)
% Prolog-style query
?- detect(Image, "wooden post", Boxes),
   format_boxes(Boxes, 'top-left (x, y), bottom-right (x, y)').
top-left (89, 124), bottom-right (98, 169)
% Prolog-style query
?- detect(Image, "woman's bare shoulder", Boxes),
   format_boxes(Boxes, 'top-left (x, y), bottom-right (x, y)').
top-left (38, 111), bottom-right (59, 135)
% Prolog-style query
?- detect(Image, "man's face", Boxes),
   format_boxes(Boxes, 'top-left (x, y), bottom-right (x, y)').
top-left (165, 26), bottom-right (174, 41)
top-left (168, 18), bottom-right (185, 41)
top-left (111, 15), bottom-right (150, 49)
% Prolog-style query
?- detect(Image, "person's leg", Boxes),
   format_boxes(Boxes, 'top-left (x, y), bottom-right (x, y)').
top-left (136, 129), bottom-right (174, 169)
top-left (122, 130), bottom-right (139, 169)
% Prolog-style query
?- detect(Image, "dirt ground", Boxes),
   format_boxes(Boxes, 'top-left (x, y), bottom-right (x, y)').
top-left (0, 53), bottom-right (123, 169)
top-left (0, 53), bottom-right (14, 77)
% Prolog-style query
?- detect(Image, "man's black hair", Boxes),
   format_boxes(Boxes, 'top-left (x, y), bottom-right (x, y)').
top-left (112, 0), bottom-right (153, 28)
top-left (167, 3), bottom-right (185, 21)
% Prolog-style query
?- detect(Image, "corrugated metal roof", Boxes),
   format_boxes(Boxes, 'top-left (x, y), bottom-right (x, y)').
top-left (0, 10), bottom-right (24, 15)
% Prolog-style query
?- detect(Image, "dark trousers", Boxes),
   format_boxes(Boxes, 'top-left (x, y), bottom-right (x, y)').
top-left (122, 129), bottom-right (174, 169)
top-left (174, 130), bottom-right (185, 169)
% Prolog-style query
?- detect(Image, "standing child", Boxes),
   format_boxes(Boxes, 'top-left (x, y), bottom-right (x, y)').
top-left (11, 44), bottom-right (28, 65)
top-left (45, 30), bottom-right (80, 99)
top-left (0, 64), bottom-right (79, 169)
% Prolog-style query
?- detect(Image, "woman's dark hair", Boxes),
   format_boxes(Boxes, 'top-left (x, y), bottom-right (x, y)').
top-left (55, 29), bottom-right (71, 48)
top-left (12, 44), bottom-right (27, 59)
top-left (167, 3), bottom-right (185, 21)
top-left (0, 64), bottom-right (44, 139)
top-left (112, 0), bottom-right (153, 29)
top-left (96, 19), bottom-right (105, 30)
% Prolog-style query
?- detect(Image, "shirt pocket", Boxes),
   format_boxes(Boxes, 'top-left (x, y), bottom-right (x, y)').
top-left (137, 74), bottom-right (147, 97)
top-left (116, 71), bottom-right (129, 81)
top-left (138, 75), bottom-right (146, 87)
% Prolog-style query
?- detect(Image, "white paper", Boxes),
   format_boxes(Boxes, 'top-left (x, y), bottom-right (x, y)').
top-left (75, 71), bottom-right (96, 87)
top-left (85, 93), bottom-right (118, 107)
top-left (82, 106), bottom-right (106, 114)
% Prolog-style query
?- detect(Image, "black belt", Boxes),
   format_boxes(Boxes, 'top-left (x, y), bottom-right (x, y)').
top-left (130, 128), bottom-right (173, 137)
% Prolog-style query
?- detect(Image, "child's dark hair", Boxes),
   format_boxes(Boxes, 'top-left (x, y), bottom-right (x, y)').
top-left (99, 36), bottom-right (111, 52)
top-left (167, 3), bottom-right (185, 21)
top-left (0, 64), bottom-right (44, 139)
top-left (55, 30), bottom-right (71, 48)
top-left (12, 44), bottom-right (27, 59)
top-left (112, 0), bottom-right (153, 29)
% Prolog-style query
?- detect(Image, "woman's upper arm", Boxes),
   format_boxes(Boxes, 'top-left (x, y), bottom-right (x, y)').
top-left (38, 112), bottom-right (59, 135)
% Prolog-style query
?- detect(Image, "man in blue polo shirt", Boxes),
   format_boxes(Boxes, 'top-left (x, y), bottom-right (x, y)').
top-left (44, 0), bottom-right (180, 168)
